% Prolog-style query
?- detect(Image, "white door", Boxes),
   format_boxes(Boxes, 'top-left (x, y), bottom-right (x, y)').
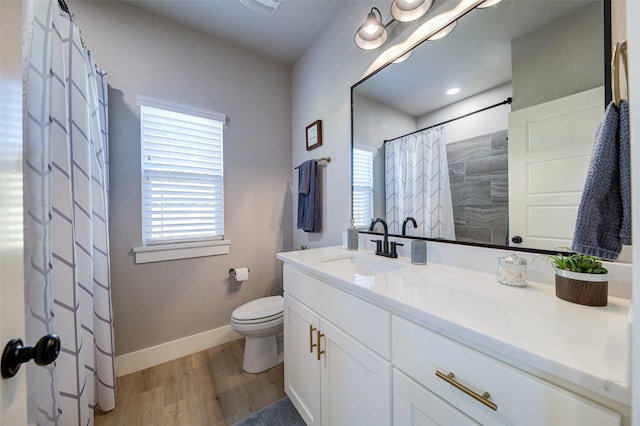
top-left (320, 319), bottom-right (392, 426)
top-left (508, 87), bottom-right (603, 250)
top-left (0, 0), bottom-right (28, 424)
top-left (284, 294), bottom-right (321, 426)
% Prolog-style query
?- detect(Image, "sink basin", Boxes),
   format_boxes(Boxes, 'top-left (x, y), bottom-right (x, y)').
top-left (314, 253), bottom-right (406, 277)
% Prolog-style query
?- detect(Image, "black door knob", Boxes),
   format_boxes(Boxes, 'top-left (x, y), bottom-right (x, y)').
top-left (1, 334), bottom-right (60, 379)
top-left (511, 236), bottom-right (523, 244)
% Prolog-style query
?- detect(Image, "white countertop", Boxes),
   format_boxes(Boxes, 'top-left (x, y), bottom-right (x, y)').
top-left (277, 246), bottom-right (631, 406)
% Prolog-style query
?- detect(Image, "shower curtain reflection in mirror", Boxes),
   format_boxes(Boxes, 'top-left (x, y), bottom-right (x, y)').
top-left (385, 126), bottom-right (456, 239)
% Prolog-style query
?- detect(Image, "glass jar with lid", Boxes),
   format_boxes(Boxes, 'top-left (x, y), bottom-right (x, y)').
top-left (497, 253), bottom-right (528, 287)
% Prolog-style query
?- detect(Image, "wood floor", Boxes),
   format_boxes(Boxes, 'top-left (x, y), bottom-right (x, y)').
top-left (95, 339), bottom-right (285, 426)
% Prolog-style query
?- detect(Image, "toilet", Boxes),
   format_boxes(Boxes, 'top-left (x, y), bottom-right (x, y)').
top-left (230, 295), bottom-right (284, 373)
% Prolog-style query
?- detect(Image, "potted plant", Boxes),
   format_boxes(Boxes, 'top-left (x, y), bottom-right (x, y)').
top-left (548, 251), bottom-right (608, 306)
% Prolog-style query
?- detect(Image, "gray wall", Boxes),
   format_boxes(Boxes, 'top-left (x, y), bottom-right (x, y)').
top-left (511, 2), bottom-right (603, 111)
top-left (72, 1), bottom-right (292, 355)
top-left (447, 130), bottom-right (508, 245)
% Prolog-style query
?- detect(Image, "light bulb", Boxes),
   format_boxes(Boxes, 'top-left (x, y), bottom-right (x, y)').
top-left (365, 23), bottom-right (378, 35)
top-left (446, 88), bottom-right (460, 95)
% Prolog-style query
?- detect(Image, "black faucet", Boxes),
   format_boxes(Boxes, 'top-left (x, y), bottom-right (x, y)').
top-left (369, 218), bottom-right (403, 258)
top-left (402, 217), bottom-right (418, 236)
top-left (369, 218), bottom-right (389, 255)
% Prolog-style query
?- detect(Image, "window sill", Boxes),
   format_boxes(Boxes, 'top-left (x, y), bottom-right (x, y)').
top-left (133, 240), bottom-right (230, 264)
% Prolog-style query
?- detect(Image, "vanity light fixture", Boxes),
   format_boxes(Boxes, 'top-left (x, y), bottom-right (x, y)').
top-left (393, 50), bottom-right (413, 63)
top-left (446, 87), bottom-right (461, 95)
top-left (476, 0), bottom-right (504, 9)
top-left (356, 0), bottom-right (496, 51)
top-left (428, 21), bottom-right (457, 40)
top-left (355, 7), bottom-right (388, 50)
top-left (391, 0), bottom-right (433, 23)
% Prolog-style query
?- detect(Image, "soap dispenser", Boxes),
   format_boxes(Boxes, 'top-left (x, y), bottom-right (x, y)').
top-left (347, 220), bottom-right (358, 251)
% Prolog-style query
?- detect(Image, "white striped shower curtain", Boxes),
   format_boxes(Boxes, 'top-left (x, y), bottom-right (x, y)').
top-left (385, 126), bottom-right (456, 239)
top-left (23, 0), bottom-right (116, 424)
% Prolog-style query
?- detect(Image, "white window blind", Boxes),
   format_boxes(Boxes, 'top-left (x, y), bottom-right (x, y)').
top-left (352, 147), bottom-right (374, 228)
top-left (138, 97), bottom-right (225, 245)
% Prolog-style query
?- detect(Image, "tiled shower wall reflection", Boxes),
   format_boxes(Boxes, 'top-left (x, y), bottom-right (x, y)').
top-left (446, 130), bottom-right (508, 245)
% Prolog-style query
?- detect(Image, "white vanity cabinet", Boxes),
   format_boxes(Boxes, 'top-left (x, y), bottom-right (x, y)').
top-left (278, 248), bottom-right (629, 425)
top-left (392, 316), bottom-right (622, 426)
top-left (394, 368), bottom-right (478, 425)
top-left (283, 265), bottom-right (392, 426)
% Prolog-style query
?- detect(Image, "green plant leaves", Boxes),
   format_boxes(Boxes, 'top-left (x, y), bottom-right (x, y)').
top-left (548, 252), bottom-right (608, 274)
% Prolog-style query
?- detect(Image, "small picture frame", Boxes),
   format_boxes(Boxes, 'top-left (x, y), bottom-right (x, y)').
top-left (305, 120), bottom-right (323, 151)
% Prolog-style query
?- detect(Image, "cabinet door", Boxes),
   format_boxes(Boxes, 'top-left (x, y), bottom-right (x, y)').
top-left (284, 294), bottom-right (321, 426)
top-left (394, 369), bottom-right (478, 426)
top-left (320, 319), bottom-right (392, 426)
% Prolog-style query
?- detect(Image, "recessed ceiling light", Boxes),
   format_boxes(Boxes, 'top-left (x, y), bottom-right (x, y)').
top-left (447, 88), bottom-right (460, 95)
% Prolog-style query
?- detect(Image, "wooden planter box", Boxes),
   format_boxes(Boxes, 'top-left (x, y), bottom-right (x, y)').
top-left (554, 268), bottom-right (608, 306)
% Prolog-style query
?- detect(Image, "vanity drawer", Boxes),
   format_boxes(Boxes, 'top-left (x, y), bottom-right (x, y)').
top-left (392, 316), bottom-right (621, 426)
top-left (284, 264), bottom-right (391, 359)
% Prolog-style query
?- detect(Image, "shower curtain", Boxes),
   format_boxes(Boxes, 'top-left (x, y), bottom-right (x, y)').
top-left (23, 0), bottom-right (116, 424)
top-left (385, 126), bottom-right (456, 239)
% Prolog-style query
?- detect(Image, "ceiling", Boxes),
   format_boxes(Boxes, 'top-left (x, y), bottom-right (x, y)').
top-left (121, 0), bottom-right (351, 65)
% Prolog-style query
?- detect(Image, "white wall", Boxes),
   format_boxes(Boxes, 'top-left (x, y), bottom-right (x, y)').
top-left (417, 83), bottom-right (512, 144)
top-left (624, 0), bottom-right (638, 421)
top-left (353, 93), bottom-right (416, 220)
top-left (71, 1), bottom-right (293, 356)
top-left (291, 1), bottom-right (391, 249)
top-left (511, 2), bottom-right (603, 111)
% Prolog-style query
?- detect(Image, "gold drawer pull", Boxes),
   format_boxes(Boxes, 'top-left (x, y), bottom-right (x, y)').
top-left (435, 370), bottom-right (497, 411)
top-left (317, 331), bottom-right (325, 360)
top-left (309, 325), bottom-right (317, 353)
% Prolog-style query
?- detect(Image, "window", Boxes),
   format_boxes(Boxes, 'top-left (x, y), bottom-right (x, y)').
top-left (138, 97), bottom-right (225, 246)
top-left (352, 146), bottom-right (374, 228)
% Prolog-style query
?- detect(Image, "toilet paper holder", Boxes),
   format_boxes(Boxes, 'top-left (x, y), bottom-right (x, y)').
top-left (229, 268), bottom-right (250, 277)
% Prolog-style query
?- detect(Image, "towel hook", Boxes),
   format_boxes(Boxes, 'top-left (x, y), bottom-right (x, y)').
top-left (612, 40), bottom-right (629, 107)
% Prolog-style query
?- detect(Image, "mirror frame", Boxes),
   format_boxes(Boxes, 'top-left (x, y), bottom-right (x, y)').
top-left (351, 0), bottom-right (612, 256)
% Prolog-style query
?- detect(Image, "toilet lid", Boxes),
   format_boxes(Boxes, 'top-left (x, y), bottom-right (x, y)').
top-left (232, 295), bottom-right (284, 321)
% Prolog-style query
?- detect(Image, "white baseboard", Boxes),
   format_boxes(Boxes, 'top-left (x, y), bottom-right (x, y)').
top-left (115, 325), bottom-right (242, 377)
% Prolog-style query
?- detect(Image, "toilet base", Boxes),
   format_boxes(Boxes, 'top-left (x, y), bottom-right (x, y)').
top-left (242, 334), bottom-right (282, 373)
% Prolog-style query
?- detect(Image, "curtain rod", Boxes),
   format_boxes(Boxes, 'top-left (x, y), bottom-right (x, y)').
top-left (384, 97), bottom-right (513, 144)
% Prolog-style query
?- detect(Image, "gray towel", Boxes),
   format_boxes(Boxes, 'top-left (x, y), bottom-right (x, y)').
top-left (297, 160), bottom-right (322, 232)
top-left (572, 102), bottom-right (622, 260)
top-left (619, 100), bottom-right (631, 245)
top-left (298, 160), bottom-right (311, 195)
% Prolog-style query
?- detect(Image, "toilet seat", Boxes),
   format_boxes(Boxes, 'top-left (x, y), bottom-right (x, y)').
top-left (230, 295), bottom-right (284, 373)
top-left (231, 295), bottom-right (283, 324)
top-left (231, 312), bottom-right (283, 325)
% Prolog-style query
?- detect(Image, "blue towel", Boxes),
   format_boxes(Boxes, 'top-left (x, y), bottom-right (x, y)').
top-left (619, 100), bottom-right (632, 245)
top-left (297, 160), bottom-right (322, 232)
top-left (572, 102), bottom-right (622, 260)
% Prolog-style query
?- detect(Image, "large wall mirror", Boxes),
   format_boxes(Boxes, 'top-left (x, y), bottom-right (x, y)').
top-left (352, 0), bottom-right (610, 253)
